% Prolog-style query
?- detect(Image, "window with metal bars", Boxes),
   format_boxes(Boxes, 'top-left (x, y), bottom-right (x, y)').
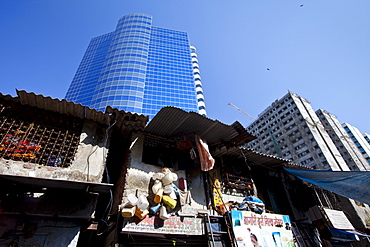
top-left (0, 103), bottom-right (83, 168)
top-left (312, 187), bottom-right (342, 211)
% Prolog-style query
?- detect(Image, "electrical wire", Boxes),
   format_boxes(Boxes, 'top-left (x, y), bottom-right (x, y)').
top-left (96, 120), bottom-right (116, 236)
top-left (84, 119), bottom-right (117, 237)
top-left (96, 189), bottom-right (115, 236)
top-left (239, 147), bottom-right (251, 171)
top-left (86, 146), bottom-right (99, 182)
top-left (103, 120), bottom-right (116, 184)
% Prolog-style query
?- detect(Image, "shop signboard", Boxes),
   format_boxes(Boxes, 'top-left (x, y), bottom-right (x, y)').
top-left (323, 208), bottom-right (354, 230)
top-left (230, 210), bottom-right (294, 247)
top-left (121, 216), bottom-right (204, 235)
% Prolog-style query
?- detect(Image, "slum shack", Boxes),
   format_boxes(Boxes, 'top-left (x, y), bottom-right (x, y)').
top-left (0, 91), bottom-right (147, 247)
top-left (213, 146), bottom-right (370, 247)
top-left (117, 107), bottom-right (256, 246)
top-left (118, 107), bottom-right (355, 247)
top-left (116, 107), bottom-right (317, 247)
top-left (212, 146), bottom-right (314, 247)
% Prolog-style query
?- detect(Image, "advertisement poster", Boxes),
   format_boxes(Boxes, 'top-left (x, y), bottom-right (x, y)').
top-left (231, 210), bottom-right (294, 247)
top-left (121, 216), bottom-right (203, 235)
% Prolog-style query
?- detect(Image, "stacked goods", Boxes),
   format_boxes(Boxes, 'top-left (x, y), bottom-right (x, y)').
top-left (135, 195), bottom-right (150, 219)
top-left (151, 168), bottom-right (179, 220)
top-left (120, 168), bottom-right (188, 221)
top-left (120, 194), bottom-right (138, 217)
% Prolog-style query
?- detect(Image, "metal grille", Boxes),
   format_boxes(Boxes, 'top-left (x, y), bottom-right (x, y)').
top-left (0, 107), bottom-right (81, 168)
top-left (291, 222), bottom-right (322, 247)
top-left (144, 136), bottom-right (174, 148)
top-left (312, 187), bottom-right (342, 211)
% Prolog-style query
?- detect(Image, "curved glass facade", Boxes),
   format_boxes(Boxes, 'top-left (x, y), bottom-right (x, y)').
top-left (65, 14), bottom-right (201, 120)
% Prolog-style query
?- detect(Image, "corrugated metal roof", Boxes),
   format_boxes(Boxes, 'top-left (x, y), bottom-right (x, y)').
top-left (230, 121), bottom-right (257, 145)
top-left (106, 106), bottom-right (149, 132)
top-left (0, 91), bottom-right (148, 131)
top-left (16, 90), bottom-right (110, 124)
top-left (213, 146), bottom-right (308, 169)
top-left (144, 107), bottom-right (256, 146)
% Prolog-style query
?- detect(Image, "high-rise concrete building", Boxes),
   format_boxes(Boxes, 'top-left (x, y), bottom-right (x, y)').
top-left (316, 109), bottom-right (370, 171)
top-left (247, 91), bottom-right (350, 171)
top-left (65, 14), bottom-right (206, 120)
top-left (246, 91), bottom-right (370, 240)
top-left (342, 122), bottom-right (370, 166)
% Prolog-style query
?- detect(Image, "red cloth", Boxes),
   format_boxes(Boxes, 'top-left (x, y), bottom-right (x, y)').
top-left (195, 135), bottom-right (215, 171)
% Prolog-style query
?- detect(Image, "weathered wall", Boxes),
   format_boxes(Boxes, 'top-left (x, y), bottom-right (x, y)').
top-left (0, 120), bottom-right (107, 183)
top-left (72, 120), bottom-right (107, 183)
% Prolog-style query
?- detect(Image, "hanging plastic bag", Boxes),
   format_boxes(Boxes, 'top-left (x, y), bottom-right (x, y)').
top-left (152, 180), bottom-right (163, 194)
top-left (149, 204), bottom-right (161, 215)
top-left (135, 207), bottom-right (149, 219)
top-left (159, 206), bottom-right (170, 220)
top-left (162, 195), bottom-right (177, 209)
top-left (121, 206), bottom-right (136, 217)
top-left (127, 194), bottom-right (138, 206)
top-left (154, 189), bottom-right (164, 204)
top-left (137, 195), bottom-right (149, 211)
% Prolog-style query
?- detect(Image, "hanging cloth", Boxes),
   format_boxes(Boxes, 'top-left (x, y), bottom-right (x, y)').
top-left (195, 135), bottom-right (215, 171)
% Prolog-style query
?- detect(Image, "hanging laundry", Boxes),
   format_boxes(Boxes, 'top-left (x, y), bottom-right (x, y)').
top-left (178, 190), bottom-right (192, 206)
top-left (195, 135), bottom-right (215, 171)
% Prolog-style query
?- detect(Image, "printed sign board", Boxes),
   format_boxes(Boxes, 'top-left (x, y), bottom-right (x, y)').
top-left (323, 208), bottom-right (354, 230)
top-left (230, 210), bottom-right (294, 247)
top-left (121, 216), bottom-right (204, 235)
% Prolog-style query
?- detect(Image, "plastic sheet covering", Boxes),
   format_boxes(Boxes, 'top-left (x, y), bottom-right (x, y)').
top-left (328, 227), bottom-right (359, 242)
top-left (285, 168), bottom-right (370, 205)
top-left (345, 230), bottom-right (370, 238)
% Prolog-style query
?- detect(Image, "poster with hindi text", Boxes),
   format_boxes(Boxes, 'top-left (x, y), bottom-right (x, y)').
top-left (230, 210), bottom-right (294, 247)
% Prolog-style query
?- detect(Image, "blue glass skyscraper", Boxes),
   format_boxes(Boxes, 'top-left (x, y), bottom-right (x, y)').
top-left (65, 13), bottom-right (206, 120)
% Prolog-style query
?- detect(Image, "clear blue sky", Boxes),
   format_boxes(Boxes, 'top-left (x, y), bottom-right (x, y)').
top-left (1, 0), bottom-right (369, 133)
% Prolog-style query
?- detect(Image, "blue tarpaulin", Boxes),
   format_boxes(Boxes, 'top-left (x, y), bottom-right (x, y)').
top-left (329, 227), bottom-right (359, 242)
top-left (284, 168), bottom-right (370, 205)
